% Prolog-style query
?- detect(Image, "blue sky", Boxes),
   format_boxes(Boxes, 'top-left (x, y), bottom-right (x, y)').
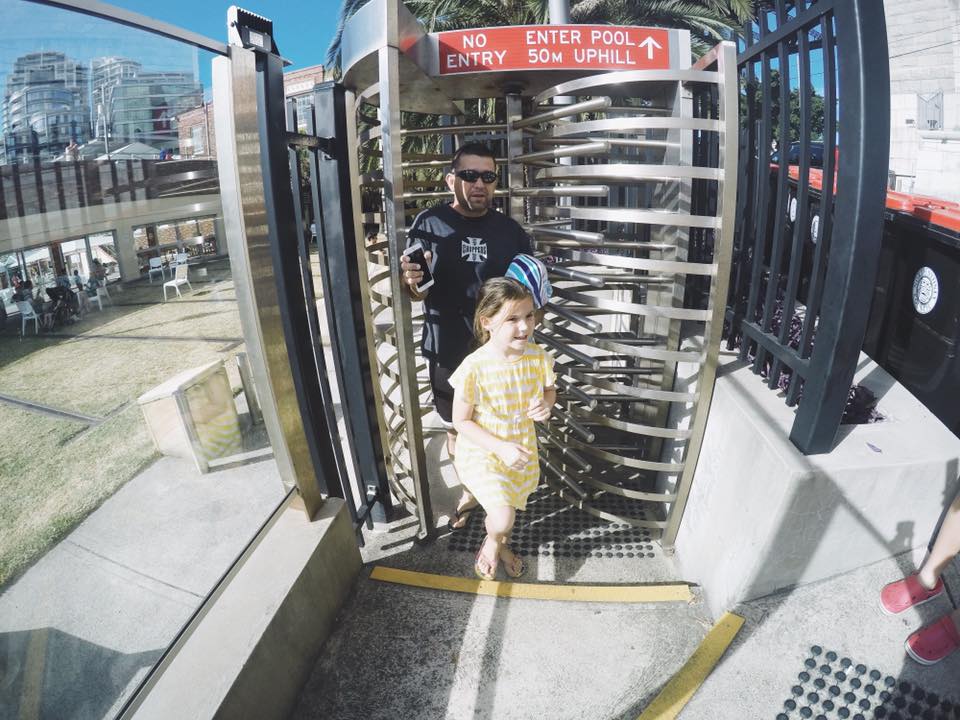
top-left (100, 0), bottom-right (344, 68)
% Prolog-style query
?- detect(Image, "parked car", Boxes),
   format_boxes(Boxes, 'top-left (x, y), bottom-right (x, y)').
top-left (772, 141), bottom-right (824, 168)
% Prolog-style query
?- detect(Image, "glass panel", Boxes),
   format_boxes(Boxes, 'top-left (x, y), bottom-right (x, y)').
top-left (22, 245), bottom-right (55, 290)
top-left (88, 230), bottom-right (120, 282)
top-left (156, 222), bottom-right (177, 246)
top-left (197, 217), bottom-right (215, 236)
top-left (133, 225), bottom-right (150, 251)
top-left (60, 237), bottom-right (90, 287)
top-left (0, 252), bottom-right (24, 315)
top-left (0, 4), bottom-right (281, 717)
top-left (176, 217), bottom-right (200, 241)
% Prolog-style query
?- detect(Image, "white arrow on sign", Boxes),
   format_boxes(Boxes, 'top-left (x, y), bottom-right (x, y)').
top-left (638, 36), bottom-right (662, 60)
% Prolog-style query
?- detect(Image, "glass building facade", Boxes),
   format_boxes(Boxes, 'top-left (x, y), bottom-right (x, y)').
top-left (1, 51), bottom-right (91, 163)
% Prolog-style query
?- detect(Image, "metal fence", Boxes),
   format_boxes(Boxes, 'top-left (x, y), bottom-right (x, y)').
top-left (725, 0), bottom-right (889, 454)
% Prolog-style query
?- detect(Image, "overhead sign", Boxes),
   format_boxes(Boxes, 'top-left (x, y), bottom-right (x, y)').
top-left (437, 25), bottom-right (671, 75)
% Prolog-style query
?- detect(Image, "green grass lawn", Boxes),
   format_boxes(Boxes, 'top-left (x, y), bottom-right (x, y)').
top-left (0, 265), bottom-right (246, 586)
top-left (0, 404), bottom-right (156, 585)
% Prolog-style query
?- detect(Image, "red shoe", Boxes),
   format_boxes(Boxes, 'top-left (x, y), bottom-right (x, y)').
top-left (905, 615), bottom-right (960, 665)
top-left (880, 574), bottom-right (944, 615)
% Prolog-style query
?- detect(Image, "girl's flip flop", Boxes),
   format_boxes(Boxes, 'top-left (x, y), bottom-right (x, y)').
top-left (447, 502), bottom-right (479, 532)
top-left (502, 547), bottom-right (524, 579)
top-left (474, 540), bottom-right (498, 581)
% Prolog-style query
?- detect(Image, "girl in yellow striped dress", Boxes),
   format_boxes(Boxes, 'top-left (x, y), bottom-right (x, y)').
top-left (449, 277), bottom-right (556, 580)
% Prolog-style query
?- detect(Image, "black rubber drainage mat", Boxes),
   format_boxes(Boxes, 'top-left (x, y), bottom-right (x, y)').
top-left (777, 646), bottom-right (960, 720)
top-left (446, 485), bottom-right (662, 560)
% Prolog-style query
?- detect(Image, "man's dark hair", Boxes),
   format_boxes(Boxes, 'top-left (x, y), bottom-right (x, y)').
top-left (451, 142), bottom-right (496, 171)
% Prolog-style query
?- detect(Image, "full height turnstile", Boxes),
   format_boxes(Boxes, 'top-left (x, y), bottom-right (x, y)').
top-left (339, 0), bottom-right (737, 548)
top-left (215, 2), bottom-right (736, 549)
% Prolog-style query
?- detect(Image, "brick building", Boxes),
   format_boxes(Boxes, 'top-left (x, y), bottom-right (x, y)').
top-left (176, 64), bottom-right (327, 158)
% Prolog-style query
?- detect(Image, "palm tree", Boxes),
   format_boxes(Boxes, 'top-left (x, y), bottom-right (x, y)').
top-left (326, 0), bottom-right (753, 72)
top-left (572, 0), bottom-right (752, 53)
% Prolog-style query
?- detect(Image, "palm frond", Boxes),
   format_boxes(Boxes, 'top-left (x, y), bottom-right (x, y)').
top-left (325, 0), bottom-right (376, 72)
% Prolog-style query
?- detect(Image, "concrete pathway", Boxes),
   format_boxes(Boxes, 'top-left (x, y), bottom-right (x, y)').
top-left (290, 524), bottom-right (960, 720)
top-left (0, 454), bottom-right (286, 719)
top-left (289, 416), bottom-right (960, 720)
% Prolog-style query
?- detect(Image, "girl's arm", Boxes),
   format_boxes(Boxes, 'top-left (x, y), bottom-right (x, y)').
top-left (452, 396), bottom-right (532, 469)
top-left (527, 386), bottom-right (556, 422)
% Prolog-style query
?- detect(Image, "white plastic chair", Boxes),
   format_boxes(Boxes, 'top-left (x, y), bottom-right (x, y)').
top-left (163, 263), bottom-right (193, 301)
top-left (92, 287), bottom-right (110, 311)
top-left (175, 252), bottom-right (189, 266)
top-left (15, 300), bottom-right (39, 337)
top-left (148, 257), bottom-right (166, 283)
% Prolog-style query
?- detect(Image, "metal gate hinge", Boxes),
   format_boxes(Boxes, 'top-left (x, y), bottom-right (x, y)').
top-left (285, 133), bottom-right (335, 156)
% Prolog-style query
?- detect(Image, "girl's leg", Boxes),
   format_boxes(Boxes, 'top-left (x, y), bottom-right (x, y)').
top-left (486, 506), bottom-right (523, 577)
top-left (447, 432), bottom-right (478, 530)
top-left (918, 490), bottom-right (960, 590)
top-left (476, 506), bottom-right (515, 577)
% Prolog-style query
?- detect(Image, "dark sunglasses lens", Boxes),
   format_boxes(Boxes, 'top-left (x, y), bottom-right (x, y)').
top-left (457, 170), bottom-right (498, 184)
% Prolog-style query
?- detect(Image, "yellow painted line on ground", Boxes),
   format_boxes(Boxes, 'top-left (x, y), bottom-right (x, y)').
top-left (636, 611), bottom-right (745, 720)
top-left (369, 566), bottom-right (692, 602)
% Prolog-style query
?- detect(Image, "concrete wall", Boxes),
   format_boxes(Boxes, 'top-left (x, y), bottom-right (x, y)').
top-left (130, 496), bottom-right (362, 720)
top-left (884, 0), bottom-right (960, 199)
top-left (675, 353), bottom-right (960, 619)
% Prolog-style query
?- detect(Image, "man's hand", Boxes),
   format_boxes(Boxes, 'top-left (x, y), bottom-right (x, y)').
top-left (400, 250), bottom-right (432, 296)
top-left (495, 441), bottom-right (532, 471)
top-left (527, 394), bottom-right (553, 422)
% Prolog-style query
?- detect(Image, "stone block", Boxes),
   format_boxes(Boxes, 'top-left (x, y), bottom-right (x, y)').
top-left (131, 497), bottom-right (361, 720)
top-left (675, 354), bottom-right (960, 618)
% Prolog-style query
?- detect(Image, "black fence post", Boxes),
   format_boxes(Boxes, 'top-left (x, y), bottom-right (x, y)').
top-left (729, 0), bottom-right (890, 455)
top-left (789, 1), bottom-right (890, 453)
top-left (310, 82), bottom-right (394, 525)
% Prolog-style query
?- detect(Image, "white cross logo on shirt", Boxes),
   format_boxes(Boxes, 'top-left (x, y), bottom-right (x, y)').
top-left (461, 236), bottom-right (487, 263)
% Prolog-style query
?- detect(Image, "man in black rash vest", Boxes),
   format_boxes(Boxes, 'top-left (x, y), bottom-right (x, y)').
top-left (400, 142), bottom-right (531, 530)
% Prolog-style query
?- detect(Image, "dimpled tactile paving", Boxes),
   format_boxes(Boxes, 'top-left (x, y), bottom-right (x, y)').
top-left (445, 485), bottom-right (662, 560)
top-left (776, 647), bottom-right (960, 720)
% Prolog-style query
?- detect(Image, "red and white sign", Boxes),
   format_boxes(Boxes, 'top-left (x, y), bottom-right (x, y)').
top-left (438, 25), bottom-right (670, 75)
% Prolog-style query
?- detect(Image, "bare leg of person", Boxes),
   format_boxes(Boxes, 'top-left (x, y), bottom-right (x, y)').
top-left (475, 505), bottom-right (515, 579)
top-left (448, 430), bottom-right (478, 529)
top-left (917, 491), bottom-right (960, 590)
top-left (485, 506), bottom-right (522, 578)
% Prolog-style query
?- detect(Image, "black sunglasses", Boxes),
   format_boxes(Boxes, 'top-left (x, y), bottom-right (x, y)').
top-left (455, 169), bottom-right (498, 184)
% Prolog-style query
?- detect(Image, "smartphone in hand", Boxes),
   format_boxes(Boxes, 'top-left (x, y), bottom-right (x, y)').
top-left (402, 241), bottom-right (434, 293)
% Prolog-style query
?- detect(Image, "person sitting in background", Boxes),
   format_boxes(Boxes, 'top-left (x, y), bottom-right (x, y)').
top-left (881, 486), bottom-right (960, 665)
top-left (72, 270), bottom-right (83, 292)
top-left (11, 274), bottom-right (29, 302)
top-left (90, 259), bottom-right (106, 287)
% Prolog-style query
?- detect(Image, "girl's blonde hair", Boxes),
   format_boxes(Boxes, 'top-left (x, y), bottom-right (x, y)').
top-left (473, 277), bottom-right (533, 346)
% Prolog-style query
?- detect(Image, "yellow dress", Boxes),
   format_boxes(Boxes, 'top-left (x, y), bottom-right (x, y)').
top-left (448, 342), bottom-right (556, 511)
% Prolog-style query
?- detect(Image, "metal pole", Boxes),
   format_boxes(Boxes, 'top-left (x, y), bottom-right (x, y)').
top-left (379, 43), bottom-right (434, 540)
top-left (548, 0), bottom-right (570, 24)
